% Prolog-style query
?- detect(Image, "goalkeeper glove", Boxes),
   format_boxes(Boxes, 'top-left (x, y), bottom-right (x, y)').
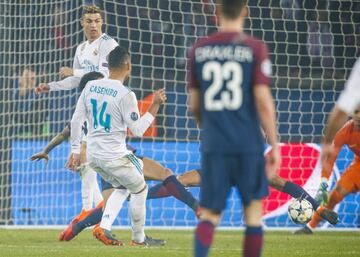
top-left (314, 180), bottom-right (329, 205)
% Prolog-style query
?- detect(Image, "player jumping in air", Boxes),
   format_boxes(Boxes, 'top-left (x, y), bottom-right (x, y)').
top-left (34, 6), bottom-right (118, 222)
top-left (295, 107), bottom-right (360, 234)
top-left (68, 46), bottom-right (167, 246)
top-left (187, 1), bottom-right (280, 256)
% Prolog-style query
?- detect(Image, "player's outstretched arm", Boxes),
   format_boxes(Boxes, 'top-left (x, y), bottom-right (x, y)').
top-left (254, 85), bottom-right (280, 179)
top-left (30, 126), bottom-right (70, 162)
top-left (34, 76), bottom-right (81, 95)
top-left (124, 89), bottom-right (166, 137)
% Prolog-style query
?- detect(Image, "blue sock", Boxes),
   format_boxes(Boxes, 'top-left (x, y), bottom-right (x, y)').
top-left (244, 226), bottom-right (263, 257)
top-left (283, 181), bottom-right (319, 209)
top-left (194, 220), bottom-right (214, 257)
top-left (163, 175), bottom-right (199, 211)
top-left (73, 207), bottom-right (103, 235)
top-left (147, 183), bottom-right (172, 199)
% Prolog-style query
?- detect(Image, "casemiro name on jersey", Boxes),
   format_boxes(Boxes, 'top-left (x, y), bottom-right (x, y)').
top-left (90, 85), bottom-right (118, 97)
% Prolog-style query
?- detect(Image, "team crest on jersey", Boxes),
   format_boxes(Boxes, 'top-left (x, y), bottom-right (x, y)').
top-left (130, 112), bottom-right (139, 121)
top-left (261, 59), bottom-right (272, 77)
top-left (93, 49), bottom-right (99, 56)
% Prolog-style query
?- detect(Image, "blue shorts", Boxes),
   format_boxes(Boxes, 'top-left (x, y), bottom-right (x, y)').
top-left (100, 153), bottom-right (143, 192)
top-left (200, 152), bottom-right (268, 212)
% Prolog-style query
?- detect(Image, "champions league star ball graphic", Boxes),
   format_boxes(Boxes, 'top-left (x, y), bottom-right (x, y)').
top-left (288, 198), bottom-right (314, 224)
top-left (262, 143), bottom-right (341, 226)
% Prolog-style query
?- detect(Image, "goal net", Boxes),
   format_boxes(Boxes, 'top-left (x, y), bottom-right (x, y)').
top-left (1, 0), bottom-right (359, 229)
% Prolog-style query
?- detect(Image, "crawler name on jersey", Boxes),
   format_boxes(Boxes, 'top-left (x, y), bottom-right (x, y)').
top-left (195, 45), bottom-right (253, 62)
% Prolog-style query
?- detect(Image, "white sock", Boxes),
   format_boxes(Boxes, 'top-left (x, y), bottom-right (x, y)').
top-left (100, 189), bottom-right (129, 231)
top-left (129, 185), bottom-right (148, 243)
top-left (79, 163), bottom-right (96, 211)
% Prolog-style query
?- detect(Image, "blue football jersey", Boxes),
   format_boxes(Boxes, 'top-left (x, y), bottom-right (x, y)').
top-left (188, 31), bottom-right (272, 153)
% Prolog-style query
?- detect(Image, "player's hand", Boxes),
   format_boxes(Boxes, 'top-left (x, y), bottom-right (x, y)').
top-left (59, 66), bottom-right (73, 78)
top-left (266, 145), bottom-right (281, 180)
top-left (30, 152), bottom-right (49, 163)
top-left (314, 182), bottom-right (329, 205)
top-left (66, 153), bottom-right (80, 171)
top-left (34, 83), bottom-right (50, 95)
top-left (153, 88), bottom-right (167, 105)
top-left (320, 142), bottom-right (335, 168)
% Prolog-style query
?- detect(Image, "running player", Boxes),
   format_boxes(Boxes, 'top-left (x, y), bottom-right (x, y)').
top-left (295, 107), bottom-right (360, 234)
top-left (68, 46), bottom-right (166, 245)
top-left (188, 1), bottom-right (279, 256)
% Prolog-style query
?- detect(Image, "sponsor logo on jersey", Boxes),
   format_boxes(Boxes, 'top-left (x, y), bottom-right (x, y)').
top-left (130, 112), bottom-right (139, 121)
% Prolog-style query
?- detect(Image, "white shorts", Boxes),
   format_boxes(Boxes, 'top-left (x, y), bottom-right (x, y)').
top-left (88, 153), bottom-right (145, 193)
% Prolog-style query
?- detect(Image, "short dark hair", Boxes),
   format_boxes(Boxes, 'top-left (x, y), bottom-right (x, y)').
top-left (79, 71), bottom-right (104, 92)
top-left (108, 46), bottom-right (130, 70)
top-left (220, 0), bottom-right (247, 20)
top-left (81, 5), bottom-right (104, 20)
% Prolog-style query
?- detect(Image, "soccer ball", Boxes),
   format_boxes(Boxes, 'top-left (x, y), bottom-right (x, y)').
top-left (288, 198), bottom-right (314, 224)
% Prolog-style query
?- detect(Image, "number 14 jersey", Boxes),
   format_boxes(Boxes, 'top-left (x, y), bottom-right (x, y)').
top-left (71, 78), bottom-right (154, 160)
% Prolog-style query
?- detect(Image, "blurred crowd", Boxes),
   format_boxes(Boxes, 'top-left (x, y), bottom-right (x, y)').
top-left (0, 0), bottom-right (359, 137)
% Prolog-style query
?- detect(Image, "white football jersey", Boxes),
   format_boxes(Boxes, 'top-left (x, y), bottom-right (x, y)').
top-left (49, 33), bottom-right (118, 91)
top-left (70, 78), bottom-right (154, 160)
top-left (337, 57), bottom-right (360, 115)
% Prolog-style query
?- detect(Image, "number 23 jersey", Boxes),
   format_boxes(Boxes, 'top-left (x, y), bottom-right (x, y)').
top-left (187, 31), bottom-right (272, 154)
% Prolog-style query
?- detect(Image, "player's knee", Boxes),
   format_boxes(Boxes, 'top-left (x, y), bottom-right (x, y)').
top-left (163, 168), bottom-right (173, 179)
top-left (133, 183), bottom-right (148, 195)
top-left (177, 174), bottom-right (189, 186)
top-left (201, 209), bottom-right (221, 226)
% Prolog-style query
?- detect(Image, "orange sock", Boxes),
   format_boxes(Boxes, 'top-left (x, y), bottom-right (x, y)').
top-left (326, 190), bottom-right (344, 209)
top-left (308, 189), bottom-right (344, 229)
top-left (308, 206), bottom-right (325, 228)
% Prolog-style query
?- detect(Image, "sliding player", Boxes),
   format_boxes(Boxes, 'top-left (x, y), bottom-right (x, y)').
top-left (295, 108), bottom-right (360, 234)
top-left (34, 5), bottom-right (118, 221)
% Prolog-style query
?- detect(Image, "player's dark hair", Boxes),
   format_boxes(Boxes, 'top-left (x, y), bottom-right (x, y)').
top-left (220, 0), bottom-right (247, 20)
top-left (79, 71), bottom-right (104, 92)
top-left (108, 46), bottom-right (130, 70)
top-left (81, 5), bottom-right (104, 20)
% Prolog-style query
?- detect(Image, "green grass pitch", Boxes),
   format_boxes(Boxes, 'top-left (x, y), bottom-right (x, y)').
top-left (0, 229), bottom-right (359, 257)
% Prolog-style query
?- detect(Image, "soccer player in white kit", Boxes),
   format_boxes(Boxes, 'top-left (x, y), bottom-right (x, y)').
top-left (69, 46), bottom-right (166, 245)
top-left (35, 6), bottom-right (118, 220)
top-left (321, 57), bottom-right (360, 166)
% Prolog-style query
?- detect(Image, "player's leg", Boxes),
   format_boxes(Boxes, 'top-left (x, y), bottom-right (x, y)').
top-left (59, 177), bottom-right (112, 241)
top-left (236, 153), bottom-right (268, 257)
top-left (194, 154), bottom-right (229, 257)
top-left (79, 141), bottom-right (103, 210)
top-left (295, 165), bottom-right (358, 234)
top-left (93, 188), bottom-right (129, 246)
top-left (177, 169), bottom-right (201, 187)
top-left (143, 157), bottom-right (199, 212)
top-left (243, 200), bottom-right (264, 257)
top-left (270, 174), bottom-right (338, 225)
top-left (94, 153), bottom-right (148, 245)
